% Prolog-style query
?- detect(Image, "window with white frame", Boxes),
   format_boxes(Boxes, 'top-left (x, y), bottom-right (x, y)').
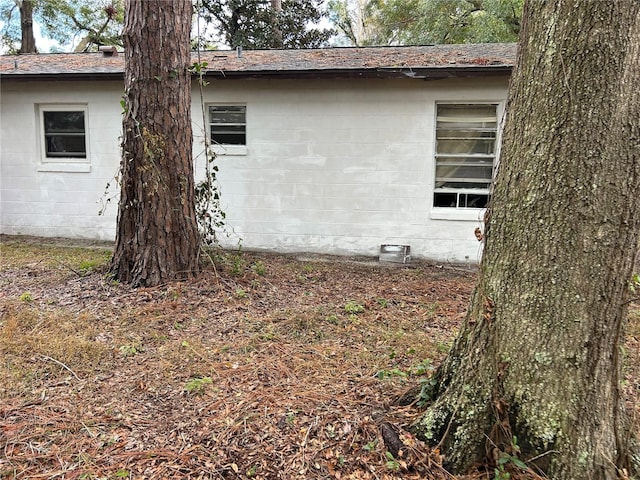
top-left (209, 105), bottom-right (246, 145)
top-left (39, 105), bottom-right (88, 162)
top-left (433, 104), bottom-right (498, 209)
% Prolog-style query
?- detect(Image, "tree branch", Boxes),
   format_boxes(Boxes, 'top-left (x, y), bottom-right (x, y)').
top-left (39, 354), bottom-right (81, 381)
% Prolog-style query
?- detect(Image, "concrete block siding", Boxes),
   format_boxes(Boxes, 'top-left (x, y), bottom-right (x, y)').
top-left (1, 81), bottom-right (121, 241)
top-left (1, 76), bottom-right (507, 263)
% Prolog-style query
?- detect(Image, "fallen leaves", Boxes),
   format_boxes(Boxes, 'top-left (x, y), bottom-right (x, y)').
top-left (1, 238), bottom-right (638, 479)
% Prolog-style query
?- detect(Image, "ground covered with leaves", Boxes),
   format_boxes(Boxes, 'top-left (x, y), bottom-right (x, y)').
top-left (1, 236), bottom-right (639, 480)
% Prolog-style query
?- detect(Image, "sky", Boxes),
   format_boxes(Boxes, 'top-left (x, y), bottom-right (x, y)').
top-left (0, 19), bottom-right (63, 54)
top-left (33, 22), bottom-right (64, 52)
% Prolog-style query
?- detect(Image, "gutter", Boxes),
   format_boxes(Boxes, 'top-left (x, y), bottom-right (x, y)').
top-left (200, 65), bottom-right (512, 80)
top-left (0, 65), bottom-right (512, 83)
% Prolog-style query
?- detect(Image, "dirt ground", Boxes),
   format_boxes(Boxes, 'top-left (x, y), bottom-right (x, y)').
top-left (1, 235), bottom-right (638, 480)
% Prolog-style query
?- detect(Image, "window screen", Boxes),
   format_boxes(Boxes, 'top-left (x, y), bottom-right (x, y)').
top-left (43, 110), bottom-right (87, 158)
top-left (209, 105), bottom-right (246, 145)
top-left (434, 104), bottom-right (497, 208)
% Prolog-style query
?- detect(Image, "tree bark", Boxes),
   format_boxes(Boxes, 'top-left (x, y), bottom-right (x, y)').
top-left (18, 0), bottom-right (37, 54)
top-left (111, 0), bottom-right (200, 287)
top-left (411, 1), bottom-right (640, 479)
top-left (270, 0), bottom-right (283, 48)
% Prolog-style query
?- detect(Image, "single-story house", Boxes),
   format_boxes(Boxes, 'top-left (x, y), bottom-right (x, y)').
top-left (0, 43), bottom-right (516, 263)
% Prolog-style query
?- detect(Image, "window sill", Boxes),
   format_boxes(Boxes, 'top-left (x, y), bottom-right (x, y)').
top-left (38, 163), bottom-right (91, 173)
top-left (431, 207), bottom-right (486, 221)
top-left (212, 145), bottom-right (247, 156)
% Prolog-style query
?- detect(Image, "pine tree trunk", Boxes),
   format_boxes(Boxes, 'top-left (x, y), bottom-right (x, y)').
top-left (111, 0), bottom-right (200, 287)
top-left (18, 0), bottom-right (37, 54)
top-left (412, 2), bottom-right (640, 478)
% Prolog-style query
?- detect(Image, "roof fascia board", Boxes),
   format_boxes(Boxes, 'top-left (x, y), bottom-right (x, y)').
top-left (201, 65), bottom-right (512, 80)
top-left (0, 73), bottom-right (124, 82)
top-left (0, 66), bottom-right (512, 82)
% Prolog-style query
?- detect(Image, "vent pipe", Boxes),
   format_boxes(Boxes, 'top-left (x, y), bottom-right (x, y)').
top-left (99, 45), bottom-right (118, 57)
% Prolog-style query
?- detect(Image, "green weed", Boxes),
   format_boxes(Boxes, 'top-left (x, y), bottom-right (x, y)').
top-left (251, 261), bottom-right (267, 276)
top-left (78, 259), bottom-right (102, 274)
top-left (376, 367), bottom-right (408, 380)
top-left (344, 301), bottom-right (365, 315)
top-left (285, 410), bottom-right (297, 424)
top-left (19, 292), bottom-right (33, 303)
top-left (225, 251), bottom-right (246, 276)
top-left (376, 298), bottom-right (389, 308)
top-left (184, 376), bottom-right (213, 394)
top-left (325, 314), bottom-right (340, 325)
top-left (412, 358), bottom-right (434, 376)
top-left (259, 327), bottom-right (276, 341)
top-left (377, 360), bottom-right (434, 380)
top-left (436, 340), bottom-right (452, 353)
top-left (118, 344), bottom-right (141, 356)
top-left (246, 465), bottom-right (258, 477)
top-left (417, 378), bottom-right (439, 406)
top-left (385, 451), bottom-right (400, 471)
top-left (493, 436), bottom-right (528, 480)
top-left (363, 440), bottom-right (377, 452)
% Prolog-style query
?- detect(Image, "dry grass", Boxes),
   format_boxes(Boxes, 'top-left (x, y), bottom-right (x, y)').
top-left (0, 236), bottom-right (638, 480)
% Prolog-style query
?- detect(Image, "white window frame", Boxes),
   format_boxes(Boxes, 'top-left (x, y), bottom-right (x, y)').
top-left (208, 104), bottom-right (247, 156)
top-left (37, 104), bottom-right (90, 172)
top-left (431, 102), bottom-right (503, 220)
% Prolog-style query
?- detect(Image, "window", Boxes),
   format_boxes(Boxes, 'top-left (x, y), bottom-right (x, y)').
top-left (433, 104), bottom-right (498, 209)
top-left (209, 105), bottom-right (246, 146)
top-left (40, 106), bottom-right (87, 160)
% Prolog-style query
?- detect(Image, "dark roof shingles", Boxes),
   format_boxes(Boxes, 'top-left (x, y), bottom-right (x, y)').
top-left (0, 43), bottom-right (515, 79)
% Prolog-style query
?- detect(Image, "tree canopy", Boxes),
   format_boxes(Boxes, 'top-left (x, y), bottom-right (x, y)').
top-left (1, 0), bottom-right (335, 53)
top-left (198, 0), bottom-right (334, 49)
top-left (0, 0), bottom-right (124, 53)
top-left (329, 0), bottom-right (522, 46)
top-left (2, 0), bottom-right (524, 53)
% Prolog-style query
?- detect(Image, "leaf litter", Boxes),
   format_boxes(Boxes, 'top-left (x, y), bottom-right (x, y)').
top-left (0, 236), bottom-right (638, 479)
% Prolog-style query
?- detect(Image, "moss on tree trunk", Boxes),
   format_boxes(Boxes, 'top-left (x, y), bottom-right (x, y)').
top-left (412, 2), bottom-right (640, 478)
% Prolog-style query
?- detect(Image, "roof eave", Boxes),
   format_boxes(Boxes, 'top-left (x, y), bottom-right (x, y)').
top-left (202, 65), bottom-right (513, 80)
top-left (0, 72), bottom-right (124, 82)
top-left (0, 65), bottom-right (512, 82)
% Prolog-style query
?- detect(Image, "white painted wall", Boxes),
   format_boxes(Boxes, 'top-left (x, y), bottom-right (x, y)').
top-left (1, 81), bottom-right (122, 240)
top-left (1, 76), bottom-right (508, 262)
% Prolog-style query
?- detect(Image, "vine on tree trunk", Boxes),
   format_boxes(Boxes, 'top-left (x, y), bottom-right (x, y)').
top-left (101, 58), bottom-right (231, 250)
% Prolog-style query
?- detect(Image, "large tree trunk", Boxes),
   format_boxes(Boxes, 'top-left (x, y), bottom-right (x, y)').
top-left (18, 0), bottom-right (37, 53)
top-left (412, 1), bottom-right (640, 479)
top-left (111, 0), bottom-right (200, 287)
